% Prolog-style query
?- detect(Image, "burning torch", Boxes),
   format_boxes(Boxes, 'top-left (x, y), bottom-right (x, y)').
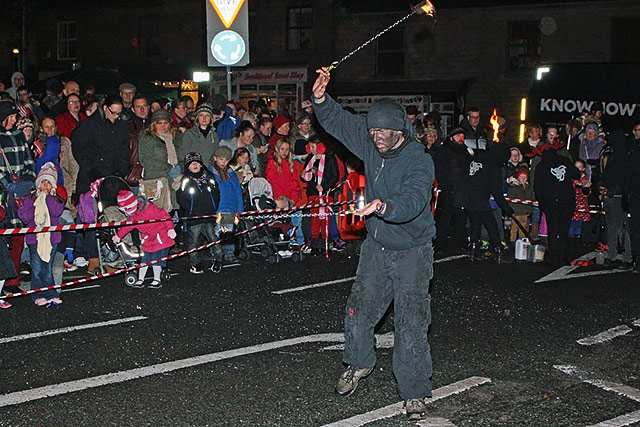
top-left (325, 1), bottom-right (436, 73)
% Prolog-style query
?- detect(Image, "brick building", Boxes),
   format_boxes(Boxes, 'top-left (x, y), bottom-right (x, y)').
top-left (1, 0), bottom-right (638, 140)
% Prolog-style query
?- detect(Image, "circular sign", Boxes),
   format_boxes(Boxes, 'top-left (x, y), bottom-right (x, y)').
top-left (211, 30), bottom-right (246, 66)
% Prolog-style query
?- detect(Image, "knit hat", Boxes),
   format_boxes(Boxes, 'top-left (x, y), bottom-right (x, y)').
top-left (367, 98), bottom-right (415, 139)
top-left (195, 103), bottom-right (214, 118)
top-left (273, 115), bottom-right (290, 132)
top-left (119, 82), bottom-right (136, 92)
top-left (117, 190), bottom-right (138, 215)
top-left (184, 151), bottom-right (205, 168)
top-left (447, 127), bottom-right (466, 138)
top-left (214, 146), bottom-right (233, 160)
top-left (516, 169), bottom-right (529, 180)
top-left (585, 122), bottom-right (599, 133)
top-left (17, 118), bottom-right (34, 130)
top-left (36, 162), bottom-right (58, 189)
top-left (0, 101), bottom-right (17, 125)
top-left (424, 127), bottom-right (438, 136)
top-left (151, 108), bottom-right (172, 124)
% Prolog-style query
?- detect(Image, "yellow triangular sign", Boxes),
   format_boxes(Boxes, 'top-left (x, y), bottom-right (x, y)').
top-left (209, 0), bottom-right (245, 29)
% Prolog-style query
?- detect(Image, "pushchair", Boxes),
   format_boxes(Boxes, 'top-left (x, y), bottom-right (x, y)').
top-left (93, 176), bottom-right (171, 285)
top-left (237, 177), bottom-right (304, 264)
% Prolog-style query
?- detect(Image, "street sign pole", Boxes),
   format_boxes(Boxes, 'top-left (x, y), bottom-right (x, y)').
top-left (226, 66), bottom-right (232, 101)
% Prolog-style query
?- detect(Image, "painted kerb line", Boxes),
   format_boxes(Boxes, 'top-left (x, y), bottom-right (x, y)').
top-left (0, 316), bottom-right (148, 344)
top-left (577, 325), bottom-right (633, 345)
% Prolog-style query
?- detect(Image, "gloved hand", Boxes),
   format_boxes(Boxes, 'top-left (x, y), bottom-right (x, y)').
top-left (6, 181), bottom-right (34, 197)
top-left (503, 205), bottom-right (515, 217)
top-left (167, 229), bottom-right (177, 240)
top-left (112, 235), bottom-right (121, 244)
top-left (168, 164), bottom-right (181, 178)
top-left (64, 248), bottom-right (74, 262)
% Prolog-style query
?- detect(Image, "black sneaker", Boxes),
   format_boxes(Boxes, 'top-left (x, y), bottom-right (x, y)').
top-left (147, 280), bottom-right (162, 289)
top-left (190, 264), bottom-right (204, 274)
top-left (210, 259), bottom-right (222, 273)
top-left (335, 365), bottom-right (374, 396)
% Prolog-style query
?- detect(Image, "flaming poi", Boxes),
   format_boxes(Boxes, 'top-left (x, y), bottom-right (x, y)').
top-left (326, 1), bottom-right (436, 73)
top-left (489, 108), bottom-right (501, 142)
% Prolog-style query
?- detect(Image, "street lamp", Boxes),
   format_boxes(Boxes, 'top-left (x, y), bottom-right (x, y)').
top-left (12, 48), bottom-right (20, 72)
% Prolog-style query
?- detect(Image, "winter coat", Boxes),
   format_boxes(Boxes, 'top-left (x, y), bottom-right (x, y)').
top-left (265, 158), bottom-right (301, 203)
top-left (313, 94), bottom-right (435, 250)
top-left (116, 198), bottom-right (174, 252)
top-left (18, 193), bottom-right (64, 246)
top-left (212, 166), bottom-right (243, 213)
top-left (55, 111), bottom-right (86, 139)
top-left (433, 138), bottom-right (472, 206)
top-left (71, 111), bottom-right (129, 194)
top-left (0, 129), bottom-right (36, 226)
top-left (455, 148), bottom-right (510, 212)
top-left (177, 125), bottom-right (218, 170)
top-left (138, 132), bottom-right (174, 180)
top-left (507, 183), bottom-right (534, 216)
top-left (301, 152), bottom-right (339, 197)
top-left (176, 168), bottom-right (220, 225)
top-left (216, 106), bottom-right (239, 140)
top-left (534, 150), bottom-right (581, 211)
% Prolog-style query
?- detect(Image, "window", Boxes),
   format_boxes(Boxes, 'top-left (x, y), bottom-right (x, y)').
top-left (139, 15), bottom-right (162, 57)
top-left (57, 21), bottom-right (77, 60)
top-left (287, 7), bottom-right (313, 50)
top-left (612, 17), bottom-right (640, 62)
top-left (508, 22), bottom-right (541, 70)
top-left (376, 28), bottom-right (404, 76)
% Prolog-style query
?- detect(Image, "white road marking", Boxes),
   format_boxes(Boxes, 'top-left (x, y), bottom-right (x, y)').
top-left (632, 319), bottom-right (640, 328)
top-left (0, 332), bottom-right (346, 407)
top-left (577, 325), bottom-right (633, 345)
top-left (60, 284), bottom-right (101, 293)
top-left (417, 418), bottom-right (458, 427)
top-left (535, 252), bottom-right (630, 283)
top-left (272, 276), bottom-right (356, 294)
top-left (320, 376), bottom-right (491, 427)
top-left (554, 365), bottom-right (640, 403)
top-left (434, 254), bottom-right (468, 264)
top-left (272, 255), bottom-right (464, 296)
top-left (321, 332), bottom-right (394, 351)
top-left (586, 409), bottom-right (640, 427)
top-left (0, 316), bottom-right (148, 344)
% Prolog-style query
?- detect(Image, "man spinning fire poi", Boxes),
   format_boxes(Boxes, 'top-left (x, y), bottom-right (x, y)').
top-left (312, 67), bottom-right (436, 421)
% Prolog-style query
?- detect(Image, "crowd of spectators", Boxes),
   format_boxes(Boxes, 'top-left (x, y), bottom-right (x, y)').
top-left (0, 73), bottom-right (638, 309)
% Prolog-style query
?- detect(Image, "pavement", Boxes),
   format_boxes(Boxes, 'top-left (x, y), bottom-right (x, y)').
top-left (0, 241), bottom-right (638, 426)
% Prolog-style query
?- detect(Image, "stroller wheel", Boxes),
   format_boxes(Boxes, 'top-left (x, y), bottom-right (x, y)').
top-left (268, 254), bottom-right (278, 265)
top-left (124, 272), bottom-right (138, 286)
top-left (162, 269), bottom-right (172, 283)
top-left (291, 252), bottom-right (303, 262)
top-left (260, 248), bottom-right (270, 258)
top-left (93, 267), bottom-right (104, 276)
top-left (238, 249), bottom-right (251, 261)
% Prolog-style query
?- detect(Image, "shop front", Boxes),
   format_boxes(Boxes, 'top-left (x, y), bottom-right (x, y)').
top-left (211, 66), bottom-right (308, 116)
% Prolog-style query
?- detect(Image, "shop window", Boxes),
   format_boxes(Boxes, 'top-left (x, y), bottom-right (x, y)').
top-left (376, 28), bottom-right (404, 76)
top-left (508, 22), bottom-right (541, 70)
top-left (57, 21), bottom-right (77, 61)
top-left (288, 7), bottom-right (313, 50)
top-left (139, 15), bottom-right (162, 57)
top-left (612, 17), bottom-right (640, 63)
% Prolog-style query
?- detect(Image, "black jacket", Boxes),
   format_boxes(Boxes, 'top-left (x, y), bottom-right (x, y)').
top-left (176, 168), bottom-right (220, 224)
top-left (456, 147), bottom-right (511, 212)
top-left (534, 150), bottom-right (581, 210)
top-left (434, 138), bottom-right (472, 205)
top-left (71, 111), bottom-right (129, 194)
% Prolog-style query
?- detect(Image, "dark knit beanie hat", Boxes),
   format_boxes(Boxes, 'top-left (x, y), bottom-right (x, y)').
top-left (367, 98), bottom-right (412, 135)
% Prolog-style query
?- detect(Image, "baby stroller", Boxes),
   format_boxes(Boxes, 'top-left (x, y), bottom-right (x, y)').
top-left (93, 177), bottom-right (170, 285)
top-left (237, 177), bottom-right (304, 264)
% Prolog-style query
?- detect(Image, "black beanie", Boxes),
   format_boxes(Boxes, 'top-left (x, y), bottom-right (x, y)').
top-left (367, 98), bottom-right (408, 132)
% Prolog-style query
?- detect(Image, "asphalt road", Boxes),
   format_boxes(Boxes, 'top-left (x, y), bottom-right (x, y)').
top-left (0, 242), bottom-right (638, 427)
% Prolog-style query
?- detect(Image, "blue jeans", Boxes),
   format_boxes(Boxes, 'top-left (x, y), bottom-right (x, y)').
top-left (29, 243), bottom-right (58, 301)
top-left (215, 222), bottom-right (236, 260)
top-left (344, 237), bottom-right (434, 400)
top-left (290, 210), bottom-right (304, 245)
top-left (187, 222), bottom-right (218, 266)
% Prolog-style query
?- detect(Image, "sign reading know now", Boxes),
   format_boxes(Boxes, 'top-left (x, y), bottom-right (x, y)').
top-left (206, 0), bottom-right (250, 67)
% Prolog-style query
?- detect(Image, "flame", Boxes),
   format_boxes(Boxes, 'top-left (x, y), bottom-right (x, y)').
top-left (413, 0), bottom-right (436, 17)
top-left (216, 212), bottom-right (222, 224)
top-left (234, 215), bottom-right (239, 226)
top-left (489, 108), bottom-right (500, 142)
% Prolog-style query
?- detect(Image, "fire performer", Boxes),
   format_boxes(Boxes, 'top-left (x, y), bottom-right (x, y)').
top-left (312, 67), bottom-right (435, 421)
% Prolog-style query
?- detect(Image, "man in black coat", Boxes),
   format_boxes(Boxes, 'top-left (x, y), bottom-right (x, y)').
top-left (534, 144), bottom-right (581, 267)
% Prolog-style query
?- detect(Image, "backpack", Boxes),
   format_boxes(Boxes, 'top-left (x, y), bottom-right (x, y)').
top-left (77, 191), bottom-right (98, 224)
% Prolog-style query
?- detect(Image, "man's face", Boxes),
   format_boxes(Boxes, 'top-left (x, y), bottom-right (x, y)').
top-left (17, 90), bottom-right (30, 102)
top-left (529, 127), bottom-right (542, 141)
top-left (132, 98), bottom-right (149, 119)
top-left (369, 128), bottom-right (404, 153)
top-left (41, 118), bottom-right (57, 137)
top-left (64, 82), bottom-right (80, 96)
top-left (13, 75), bottom-right (24, 86)
top-left (104, 103), bottom-right (123, 123)
top-left (173, 103), bottom-right (187, 118)
top-left (633, 125), bottom-right (640, 140)
top-left (467, 111), bottom-right (480, 128)
top-left (120, 89), bottom-right (135, 105)
top-left (197, 112), bottom-right (212, 128)
top-left (67, 95), bottom-right (81, 114)
top-left (452, 133), bottom-right (465, 145)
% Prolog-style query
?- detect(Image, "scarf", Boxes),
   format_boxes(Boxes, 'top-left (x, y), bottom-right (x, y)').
top-left (302, 154), bottom-right (325, 185)
top-left (157, 131), bottom-right (178, 166)
top-left (34, 192), bottom-right (52, 262)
